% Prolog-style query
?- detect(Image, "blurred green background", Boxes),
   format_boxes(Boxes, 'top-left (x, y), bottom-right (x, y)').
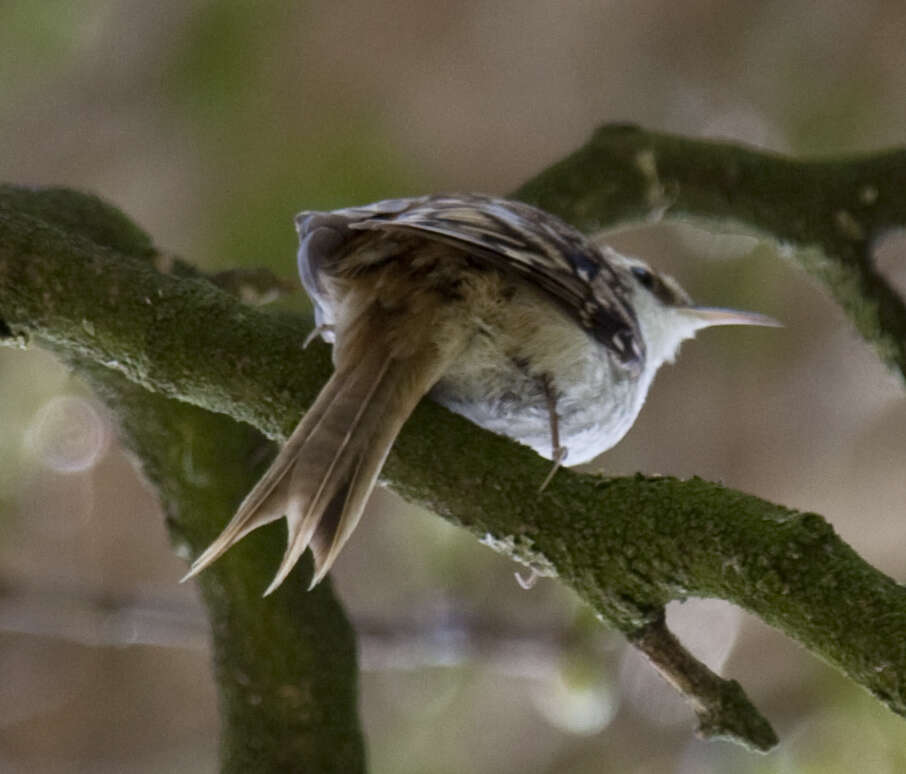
top-left (2, 2), bottom-right (906, 772)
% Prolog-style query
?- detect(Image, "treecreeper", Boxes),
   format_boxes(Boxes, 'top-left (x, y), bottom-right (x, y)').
top-left (182, 194), bottom-right (778, 593)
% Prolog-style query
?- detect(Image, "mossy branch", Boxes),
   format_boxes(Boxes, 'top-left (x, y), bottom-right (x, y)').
top-left (0, 185), bottom-right (365, 773)
top-left (2, 125), bottom-right (906, 755)
top-left (81, 362), bottom-right (366, 774)
top-left (515, 124), bottom-right (906, 379)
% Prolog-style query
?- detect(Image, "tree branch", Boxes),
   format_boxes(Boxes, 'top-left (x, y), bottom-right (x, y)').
top-left (514, 123), bottom-right (906, 380)
top-left (83, 362), bottom-right (366, 774)
top-left (627, 613), bottom-right (777, 750)
top-left (3, 126), bottom-right (906, 754)
top-left (0, 185), bottom-right (365, 773)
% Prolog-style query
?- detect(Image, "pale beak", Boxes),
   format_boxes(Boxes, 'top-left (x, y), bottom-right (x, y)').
top-left (681, 306), bottom-right (782, 330)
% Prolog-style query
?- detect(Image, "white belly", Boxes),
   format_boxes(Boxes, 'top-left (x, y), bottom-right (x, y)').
top-left (430, 287), bottom-right (648, 465)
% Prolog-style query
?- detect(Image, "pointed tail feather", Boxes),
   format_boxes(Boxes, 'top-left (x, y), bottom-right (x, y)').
top-left (305, 351), bottom-right (442, 587)
top-left (179, 363), bottom-right (354, 584)
top-left (183, 320), bottom-right (458, 593)
top-left (260, 355), bottom-right (393, 594)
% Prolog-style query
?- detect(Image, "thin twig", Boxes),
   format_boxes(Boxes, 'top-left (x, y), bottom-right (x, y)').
top-left (627, 611), bottom-right (777, 752)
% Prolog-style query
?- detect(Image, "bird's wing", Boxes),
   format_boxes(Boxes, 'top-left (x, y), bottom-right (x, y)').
top-left (322, 194), bottom-right (644, 369)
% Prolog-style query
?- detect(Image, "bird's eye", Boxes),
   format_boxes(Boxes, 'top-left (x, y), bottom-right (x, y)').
top-left (631, 266), bottom-right (655, 289)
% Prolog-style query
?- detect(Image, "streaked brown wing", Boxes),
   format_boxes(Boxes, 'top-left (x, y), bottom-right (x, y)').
top-left (344, 194), bottom-right (644, 370)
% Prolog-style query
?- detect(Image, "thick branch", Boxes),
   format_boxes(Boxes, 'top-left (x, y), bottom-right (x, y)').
top-left (0, 197), bottom-right (316, 439)
top-left (515, 124), bottom-right (906, 379)
top-left (0, 187), bottom-right (365, 773)
top-left (2, 180), bottom-right (905, 753)
top-left (83, 363), bottom-right (366, 774)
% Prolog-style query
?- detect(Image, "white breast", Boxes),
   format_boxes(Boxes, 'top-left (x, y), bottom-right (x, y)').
top-left (430, 283), bottom-right (649, 465)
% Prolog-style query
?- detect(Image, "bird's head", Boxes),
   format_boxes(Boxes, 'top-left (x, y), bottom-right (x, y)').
top-left (610, 250), bottom-right (780, 372)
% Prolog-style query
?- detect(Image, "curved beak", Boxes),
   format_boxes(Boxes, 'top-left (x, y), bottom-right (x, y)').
top-left (681, 306), bottom-right (782, 330)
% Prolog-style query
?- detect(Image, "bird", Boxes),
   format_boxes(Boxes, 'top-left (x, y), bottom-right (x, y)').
top-left (182, 193), bottom-right (778, 594)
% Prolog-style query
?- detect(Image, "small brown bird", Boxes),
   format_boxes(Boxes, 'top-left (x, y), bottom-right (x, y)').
top-left (182, 194), bottom-right (777, 593)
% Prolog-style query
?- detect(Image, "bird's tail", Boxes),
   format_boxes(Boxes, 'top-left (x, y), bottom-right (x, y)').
top-left (182, 307), bottom-right (458, 594)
